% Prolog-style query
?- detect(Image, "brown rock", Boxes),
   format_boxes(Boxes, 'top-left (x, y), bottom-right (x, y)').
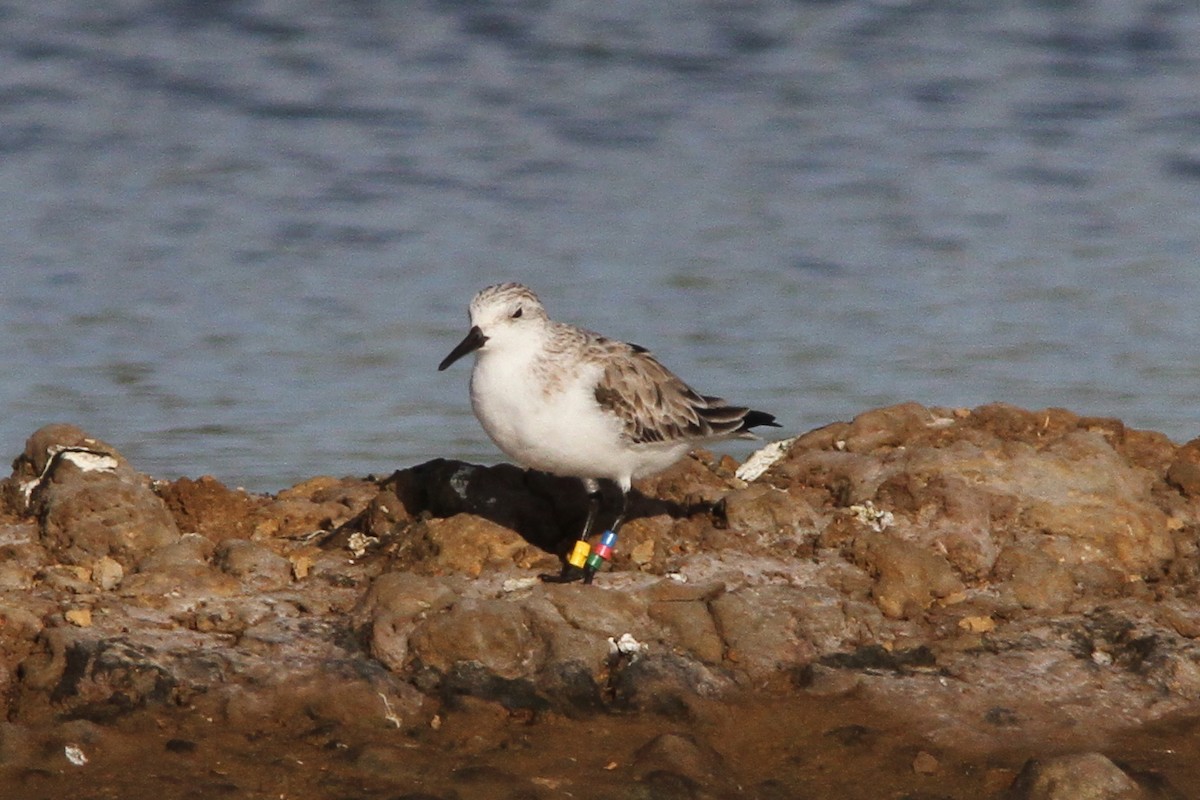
top-left (648, 600), bottom-right (723, 663)
top-left (913, 750), bottom-right (940, 775)
top-left (215, 539), bottom-right (293, 589)
top-left (853, 535), bottom-right (964, 619)
top-left (718, 483), bottom-right (819, 552)
top-left (158, 475), bottom-right (268, 542)
top-left (644, 578), bottom-right (726, 603)
top-left (1166, 438), bottom-right (1200, 498)
top-left (632, 450), bottom-right (733, 507)
top-left (0, 722), bottom-right (35, 768)
top-left (418, 514), bottom-right (534, 576)
top-left (633, 731), bottom-right (725, 785)
top-left (545, 582), bottom-right (652, 639)
top-left (355, 488), bottom-right (411, 538)
top-left (841, 402), bottom-right (944, 453)
top-left (993, 546), bottom-right (1076, 612)
top-left (91, 555), bottom-right (124, 591)
top-left (1007, 752), bottom-right (1146, 799)
top-left (0, 558), bottom-right (34, 590)
top-left (136, 533), bottom-right (215, 574)
top-left (17, 426), bottom-right (180, 567)
top-left (355, 572), bottom-right (458, 671)
top-left (15, 424), bottom-right (116, 482)
top-left (709, 586), bottom-right (825, 673)
top-left (0, 603), bottom-right (44, 642)
top-left (257, 476), bottom-right (378, 539)
top-left (407, 598), bottom-right (544, 680)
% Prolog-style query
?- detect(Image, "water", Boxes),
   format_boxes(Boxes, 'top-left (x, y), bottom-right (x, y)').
top-left (2, 0), bottom-right (1199, 492)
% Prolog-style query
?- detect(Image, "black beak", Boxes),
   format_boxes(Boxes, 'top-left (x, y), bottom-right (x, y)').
top-left (438, 326), bottom-right (488, 371)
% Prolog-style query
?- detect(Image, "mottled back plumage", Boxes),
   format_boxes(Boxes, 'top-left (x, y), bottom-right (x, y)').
top-left (588, 340), bottom-right (760, 445)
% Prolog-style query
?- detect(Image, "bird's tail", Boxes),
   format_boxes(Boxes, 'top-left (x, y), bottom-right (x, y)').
top-left (738, 409), bottom-right (780, 433)
top-left (697, 402), bottom-right (781, 438)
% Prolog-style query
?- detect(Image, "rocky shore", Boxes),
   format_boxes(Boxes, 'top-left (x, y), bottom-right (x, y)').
top-left (2, 403), bottom-right (1199, 799)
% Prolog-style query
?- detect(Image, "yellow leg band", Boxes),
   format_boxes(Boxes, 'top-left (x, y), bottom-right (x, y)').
top-left (567, 540), bottom-right (591, 568)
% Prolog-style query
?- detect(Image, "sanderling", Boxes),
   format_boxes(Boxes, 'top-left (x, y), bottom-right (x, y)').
top-left (439, 282), bottom-right (779, 583)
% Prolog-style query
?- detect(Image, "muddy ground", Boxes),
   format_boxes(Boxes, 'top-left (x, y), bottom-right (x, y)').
top-left (3, 403), bottom-right (1200, 799)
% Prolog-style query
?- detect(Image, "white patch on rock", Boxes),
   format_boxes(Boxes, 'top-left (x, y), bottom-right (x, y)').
top-left (848, 501), bottom-right (894, 532)
top-left (735, 437), bottom-right (797, 483)
top-left (64, 744), bottom-right (88, 766)
top-left (449, 465), bottom-right (476, 500)
top-left (608, 632), bottom-right (647, 658)
top-left (20, 446), bottom-right (120, 509)
top-left (347, 532), bottom-right (379, 559)
top-left (501, 576), bottom-right (540, 593)
top-left (60, 450), bottom-right (119, 473)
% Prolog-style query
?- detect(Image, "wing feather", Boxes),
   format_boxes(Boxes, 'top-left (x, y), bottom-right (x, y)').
top-left (591, 342), bottom-right (769, 444)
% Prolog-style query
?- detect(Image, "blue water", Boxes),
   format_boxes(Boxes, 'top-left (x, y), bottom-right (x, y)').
top-left (3, 1), bottom-right (1199, 492)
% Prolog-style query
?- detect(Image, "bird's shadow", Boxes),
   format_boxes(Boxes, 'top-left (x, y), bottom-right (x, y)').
top-left (355, 458), bottom-right (710, 555)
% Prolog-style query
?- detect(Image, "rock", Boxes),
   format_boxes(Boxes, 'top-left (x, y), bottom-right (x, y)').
top-left (91, 555), bottom-right (124, 591)
top-left (853, 535), bottom-right (964, 619)
top-left (137, 532), bottom-right (215, 573)
top-left (0, 721), bottom-right (35, 767)
top-left (354, 488), bottom-right (411, 538)
top-left (609, 652), bottom-right (729, 715)
top-left (0, 603), bottom-right (44, 642)
top-left (545, 582), bottom-right (652, 640)
top-left (648, 600), bottom-right (724, 664)
top-left (2, 404), bottom-right (1200, 795)
top-left (215, 539), bottom-right (293, 589)
top-left (417, 514), bottom-right (541, 577)
top-left (841, 402), bottom-right (942, 453)
top-left (913, 750), bottom-right (940, 775)
top-left (1007, 752), bottom-right (1146, 799)
top-left (633, 732), bottom-right (725, 787)
top-left (0, 555), bottom-right (34, 590)
top-left (158, 476), bottom-right (268, 542)
top-left (13, 426), bottom-right (180, 567)
top-left (355, 572), bottom-right (458, 671)
top-left (709, 586), bottom-right (823, 673)
top-left (993, 546), bottom-right (1076, 612)
top-left (407, 598), bottom-right (544, 681)
top-left (1165, 438), bottom-right (1200, 498)
top-left (255, 476), bottom-right (378, 539)
top-left (38, 564), bottom-right (92, 593)
top-left (64, 608), bottom-right (92, 627)
top-left (717, 483), bottom-right (819, 554)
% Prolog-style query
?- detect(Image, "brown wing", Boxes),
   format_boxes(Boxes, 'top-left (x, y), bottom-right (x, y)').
top-left (591, 342), bottom-right (761, 444)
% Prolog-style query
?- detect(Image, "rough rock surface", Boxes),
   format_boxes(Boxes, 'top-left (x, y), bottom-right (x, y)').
top-left (2, 406), bottom-right (1200, 798)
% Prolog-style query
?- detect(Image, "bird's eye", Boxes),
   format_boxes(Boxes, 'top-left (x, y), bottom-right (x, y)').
top-left (511, 307), bottom-right (523, 319)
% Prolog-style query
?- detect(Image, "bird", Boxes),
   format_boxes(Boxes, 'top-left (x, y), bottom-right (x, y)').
top-left (438, 282), bottom-right (780, 583)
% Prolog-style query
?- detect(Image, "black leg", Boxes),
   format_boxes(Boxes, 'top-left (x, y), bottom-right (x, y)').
top-left (539, 484), bottom-right (603, 584)
top-left (582, 489), bottom-right (627, 585)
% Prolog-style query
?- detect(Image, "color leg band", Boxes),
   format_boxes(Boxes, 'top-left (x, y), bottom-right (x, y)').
top-left (568, 540), bottom-right (591, 568)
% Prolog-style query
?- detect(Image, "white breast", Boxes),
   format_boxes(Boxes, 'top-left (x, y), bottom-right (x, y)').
top-left (468, 347), bottom-right (684, 485)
